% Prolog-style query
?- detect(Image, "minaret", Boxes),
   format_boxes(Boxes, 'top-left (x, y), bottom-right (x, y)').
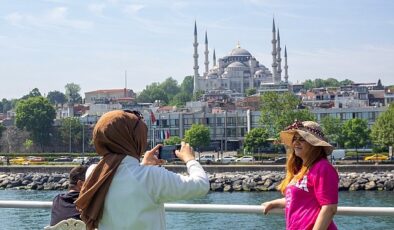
top-left (276, 29), bottom-right (282, 82)
top-left (193, 21), bottom-right (200, 93)
top-left (271, 18), bottom-right (278, 82)
top-left (204, 31), bottom-right (209, 76)
top-left (213, 49), bottom-right (216, 67)
top-left (284, 45), bottom-right (289, 83)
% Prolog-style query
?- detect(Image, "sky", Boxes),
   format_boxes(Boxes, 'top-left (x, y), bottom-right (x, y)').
top-left (1, 0), bottom-right (394, 99)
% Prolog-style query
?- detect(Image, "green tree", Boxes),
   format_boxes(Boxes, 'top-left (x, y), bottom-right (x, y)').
top-left (163, 136), bottom-right (182, 145)
top-left (321, 116), bottom-right (343, 147)
top-left (171, 92), bottom-right (191, 106)
top-left (137, 83), bottom-right (169, 104)
top-left (260, 92), bottom-right (314, 138)
top-left (65, 83), bottom-right (82, 104)
top-left (180, 76), bottom-right (194, 94)
top-left (245, 88), bottom-right (257, 96)
top-left (160, 77), bottom-right (180, 102)
top-left (342, 118), bottom-right (370, 162)
top-left (0, 123), bottom-right (5, 140)
top-left (15, 96), bottom-right (56, 151)
top-left (324, 78), bottom-right (340, 87)
top-left (371, 105), bottom-right (394, 150)
top-left (339, 79), bottom-right (354, 86)
top-left (184, 124), bottom-right (210, 150)
top-left (21, 88), bottom-right (42, 100)
top-left (192, 90), bottom-right (204, 101)
top-left (59, 117), bottom-right (83, 152)
top-left (243, 127), bottom-right (270, 153)
top-left (47, 90), bottom-right (67, 107)
top-left (23, 139), bottom-right (34, 153)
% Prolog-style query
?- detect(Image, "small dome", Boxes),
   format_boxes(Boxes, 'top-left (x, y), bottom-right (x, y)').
top-left (227, 61), bottom-right (246, 68)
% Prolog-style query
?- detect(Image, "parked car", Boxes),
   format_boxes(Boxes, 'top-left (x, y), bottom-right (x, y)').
top-left (53, 156), bottom-right (73, 162)
top-left (235, 156), bottom-right (254, 163)
top-left (86, 157), bottom-right (101, 165)
top-left (364, 154), bottom-right (389, 161)
top-left (10, 157), bottom-right (27, 165)
top-left (216, 156), bottom-right (237, 164)
top-left (273, 157), bottom-right (287, 164)
top-left (73, 157), bottom-right (89, 164)
top-left (198, 155), bottom-right (215, 164)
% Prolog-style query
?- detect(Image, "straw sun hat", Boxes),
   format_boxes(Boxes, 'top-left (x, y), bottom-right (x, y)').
top-left (280, 120), bottom-right (334, 155)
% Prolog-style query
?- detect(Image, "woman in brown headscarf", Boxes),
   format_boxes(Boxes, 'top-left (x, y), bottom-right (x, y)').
top-left (76, 110), bottom-right (209, 230)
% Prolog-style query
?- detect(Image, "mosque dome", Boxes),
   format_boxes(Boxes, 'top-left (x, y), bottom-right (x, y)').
top-left (227, 61), bottom-right (246, 68)
top-left (228, 43), bottom-right (252, 56)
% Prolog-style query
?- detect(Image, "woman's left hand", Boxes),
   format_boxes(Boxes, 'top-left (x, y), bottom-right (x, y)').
top-left (142, 144), bottom-right (166, 166)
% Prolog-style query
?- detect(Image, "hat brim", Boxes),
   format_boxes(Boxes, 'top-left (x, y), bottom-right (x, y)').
top-left (280, 130), bottom-right (334, 155)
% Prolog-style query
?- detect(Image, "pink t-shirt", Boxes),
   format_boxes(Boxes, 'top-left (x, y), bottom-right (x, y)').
top-left (285, 158), bottom-right (339, 230)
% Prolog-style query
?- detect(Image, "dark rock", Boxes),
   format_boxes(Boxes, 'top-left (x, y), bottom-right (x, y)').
top-left (384, 180), bottom-right (394, 191)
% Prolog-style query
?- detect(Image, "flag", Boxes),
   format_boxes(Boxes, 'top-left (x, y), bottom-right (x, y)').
top-left (166, 130), bottom-right (170, 139)
top-left (150, 111), bottom-right (156, 124)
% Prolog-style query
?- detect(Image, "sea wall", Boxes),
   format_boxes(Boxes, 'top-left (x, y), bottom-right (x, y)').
top-left (0, 170), bottom-right (393, 192)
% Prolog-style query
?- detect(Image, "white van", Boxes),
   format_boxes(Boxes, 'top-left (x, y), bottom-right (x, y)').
top-left (331, 149), bottom-right (345, 161)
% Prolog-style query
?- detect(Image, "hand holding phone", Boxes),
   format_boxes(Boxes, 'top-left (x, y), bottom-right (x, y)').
top-left (175, 142), bottom-right (195, 163)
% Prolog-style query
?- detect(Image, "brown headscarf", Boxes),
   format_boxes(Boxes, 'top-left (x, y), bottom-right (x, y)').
top-left (75, 110), bottom-right (148, 230)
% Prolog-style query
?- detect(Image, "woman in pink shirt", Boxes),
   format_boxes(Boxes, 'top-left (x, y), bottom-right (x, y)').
top-left (263, 121), bottom-right (339, 230)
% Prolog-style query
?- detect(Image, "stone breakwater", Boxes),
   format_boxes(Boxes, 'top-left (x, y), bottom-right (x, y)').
top-left (1, 171), bottom-right (394, 192)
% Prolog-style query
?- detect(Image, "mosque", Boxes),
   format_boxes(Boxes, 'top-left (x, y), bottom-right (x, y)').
top-left (193, 19), bottom-right (289, 95)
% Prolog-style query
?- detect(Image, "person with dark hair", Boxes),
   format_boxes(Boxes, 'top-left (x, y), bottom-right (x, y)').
top-left (50, 165), bottom-right (88, 226)
top-left (262, 121), bottom-right (339, 230)
top-left (75, 110), bottom-right (209, 230)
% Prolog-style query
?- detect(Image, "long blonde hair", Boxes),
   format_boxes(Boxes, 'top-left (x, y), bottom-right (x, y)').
top-left (277, 145), bottom-right (326, 194)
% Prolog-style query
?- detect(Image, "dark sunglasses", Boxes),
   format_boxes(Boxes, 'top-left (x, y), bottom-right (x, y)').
top-left (292, 136), bottom-right (306, 143)
top-left (123, 110), bottom-right (144, 129)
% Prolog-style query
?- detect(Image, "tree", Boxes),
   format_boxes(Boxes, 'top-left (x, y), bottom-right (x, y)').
top-left (339, 79), bottom-right (354, 86)
top-left (245, 88), bottom-right (257, 96)
top-left (0, 126), bottom-right (30, 153)
top-left (164, 136), bottom-right (182, 145)
top-left (180, 76), bottom-right (194, 94)
top-left (47, 90), bottom-right (67, 107)
top-left (371, 105), bottom-right (394, 150)
top-left (160, 77), bottom-right (180, 102)
top-left (321, 116), bottom-right (343, 147)
top-left (184, 124), bottom-right (210, 150)
top-left (171, 92), bottom-right (191, 106)
top-left (243, 127), bottom-right (270, 153)
top-left (23, 139), bottom-right (34, 153)
top-left (65, 83), bottom-right (82, 104)
top-left (137, 83), bottom-right (169, 104)
top-left (21, 88), bottom-right (42, 100)
top-left (59, 117), bottom-right (83, 152)
top-left (342, 118), bottom-right (370, 162)
top-left (15, 96), bottom-right (56, 151)
top-left (260, 92), bottom-right (315, 138)
top-left (0, 124), bottom-right (5, 146)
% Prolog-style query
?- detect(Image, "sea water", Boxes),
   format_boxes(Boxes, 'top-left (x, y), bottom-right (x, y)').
top-left (0, 190), bottom-right (393, 230)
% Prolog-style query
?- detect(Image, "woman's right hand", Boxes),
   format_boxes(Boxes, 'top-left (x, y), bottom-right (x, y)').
top-left (262, 201), bottom-right (275, 215)
top-left (261, 198), bottom-right (286, 215)
top-left (175, 141), bottom-right (195, 164)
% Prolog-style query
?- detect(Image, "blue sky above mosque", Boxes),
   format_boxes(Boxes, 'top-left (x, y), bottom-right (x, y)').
top-left (0, 0), bottom-right (393, 99)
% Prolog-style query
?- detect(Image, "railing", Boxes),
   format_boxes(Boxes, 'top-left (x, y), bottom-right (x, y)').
top-left (1, 200), bottom-right (394, 216)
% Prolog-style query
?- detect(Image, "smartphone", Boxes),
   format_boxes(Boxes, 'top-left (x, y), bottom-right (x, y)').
top-left (158, 144), bottom-right (181, 161)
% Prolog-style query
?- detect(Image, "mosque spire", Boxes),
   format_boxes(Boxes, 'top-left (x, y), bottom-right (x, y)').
top-left (213, 49), bottom-right (216, 67)
top-left (284, 45), bottom-right (289, 83)
top-left (271, 18), bottom-right (278, 82)
top-left (276, 29), bottom-right (282, 82)
top-left (193, 20), bottom-right (200, 93)
top-left (204, 30), bottom-right (209, 76)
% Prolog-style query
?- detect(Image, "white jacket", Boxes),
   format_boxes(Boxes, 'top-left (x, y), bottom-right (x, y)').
top-left (98, 156), bottom-right (209, 230)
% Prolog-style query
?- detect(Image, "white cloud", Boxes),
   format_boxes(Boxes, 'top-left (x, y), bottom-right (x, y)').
top-left (4, 12), bottom-right (24, 25)
top-left (4, 7), bottom-right (93, 30)
top-left (88, 3), bottom-right (106, 14)
top-left (124, 4), bottom-right (145, 15)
